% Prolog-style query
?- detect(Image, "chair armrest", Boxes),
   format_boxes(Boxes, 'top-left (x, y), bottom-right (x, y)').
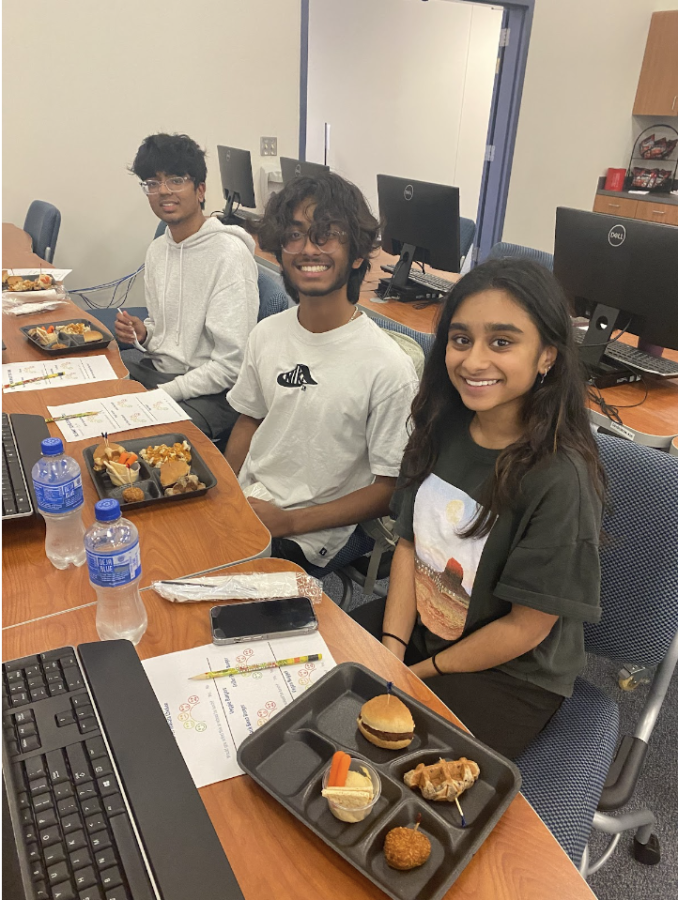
top-left (597, 734), bottom-right (648, 811)
top-left (358, 518), bottom-right (397, 595)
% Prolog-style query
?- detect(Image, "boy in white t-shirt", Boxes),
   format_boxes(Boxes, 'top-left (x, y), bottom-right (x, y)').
top-left (226, 173), bottom-right (418, 574)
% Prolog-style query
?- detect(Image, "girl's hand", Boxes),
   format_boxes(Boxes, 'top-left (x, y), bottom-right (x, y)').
top-left (381, 635), bottom-right (406, 662)
top-left (409, 658), bottom-right (438, 680)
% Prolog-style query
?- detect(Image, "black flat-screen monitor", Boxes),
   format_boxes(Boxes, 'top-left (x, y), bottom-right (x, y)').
top-left (217, 145), bottom-right (256, 220)
top-left (377, 174), bottom-right (460, 291)
top-left (554, 207), bottom-right (678, 368)
top-left (280, 157), bottom-right (329, 184)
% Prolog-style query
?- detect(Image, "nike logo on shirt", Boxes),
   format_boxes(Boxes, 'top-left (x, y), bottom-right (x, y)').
top-left (277, 364), bottom-right (318, 388)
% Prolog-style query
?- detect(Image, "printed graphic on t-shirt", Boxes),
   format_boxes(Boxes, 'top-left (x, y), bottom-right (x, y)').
top-left (413, 474), bottom-right (490, 641)
top-left (277, 364), bottom-right (318, 389)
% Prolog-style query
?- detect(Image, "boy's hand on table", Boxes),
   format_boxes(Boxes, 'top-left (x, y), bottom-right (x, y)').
top-left (247, 498), bottom-right (295, 538)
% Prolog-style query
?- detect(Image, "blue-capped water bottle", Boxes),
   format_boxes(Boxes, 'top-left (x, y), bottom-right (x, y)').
top-left (85, 499), bottom-right (148, 644)
top-left (31, 437), bottom-right (86, 569)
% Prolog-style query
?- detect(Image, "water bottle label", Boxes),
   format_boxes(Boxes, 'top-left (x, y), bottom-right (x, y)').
top-left (35, 474), bottom-right (84, 514)
top-left (86, 540), bottom-right (142, 587)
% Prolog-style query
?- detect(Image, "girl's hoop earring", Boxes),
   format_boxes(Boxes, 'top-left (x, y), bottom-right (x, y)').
top-left (540, 367), bottom-right (550, 385)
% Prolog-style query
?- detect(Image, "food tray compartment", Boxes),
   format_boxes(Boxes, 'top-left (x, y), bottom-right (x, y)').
top-left (237, 662), bottom-right (521, 900)
top-left (20, 319), bottom-right (114, 354)
top-left (82, 432), bottom-right (217, 510)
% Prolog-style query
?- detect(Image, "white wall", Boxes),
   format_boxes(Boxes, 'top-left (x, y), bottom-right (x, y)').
top-left (306, 0), bottom-right (502, 222)
top-left (2, 0), bottom-right (300, 302)
top-left (503, 0), bottom-right (678, 252)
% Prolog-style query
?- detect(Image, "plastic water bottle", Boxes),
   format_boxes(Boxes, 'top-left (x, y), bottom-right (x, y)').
top-left (85, 499), bottom-right (148, 645)
top-left (31, 437), bottom-right (86, 569)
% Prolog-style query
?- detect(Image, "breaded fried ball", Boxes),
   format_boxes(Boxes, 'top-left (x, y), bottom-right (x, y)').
top-left (383, 826), bottom-right (431, 870)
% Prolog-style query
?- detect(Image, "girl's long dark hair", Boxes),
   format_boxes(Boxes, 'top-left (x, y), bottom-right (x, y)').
top-left (402, 258), bottom-right (605, 537)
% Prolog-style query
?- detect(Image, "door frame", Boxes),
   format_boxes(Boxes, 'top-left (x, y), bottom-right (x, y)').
top-left (299, 0), bottom-right (535, 264)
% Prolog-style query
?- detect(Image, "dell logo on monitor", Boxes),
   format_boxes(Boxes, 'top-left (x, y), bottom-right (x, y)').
top-left (295, 164), bottom-right (302, 176)
top-left (404, 184), bottom-right (414, 201)
top-left (226, 150), bottom-right (230, 160)
top-left (608, 224), bottom-right (626, 247)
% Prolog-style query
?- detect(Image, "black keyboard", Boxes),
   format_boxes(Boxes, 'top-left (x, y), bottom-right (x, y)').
top-left (603, 341), bottom-right (678, 377)
top-left (2, 412), bottom-right (33, 519)
top-left (380, 264), bottom-right (456, 296)
top-left (2, 641), bottom-right (244, 900)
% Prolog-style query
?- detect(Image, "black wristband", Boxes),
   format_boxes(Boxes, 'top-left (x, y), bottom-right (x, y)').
top-left (382, 632), bottom-right (408, 649)
top-left (431, 653), bottom-right (445, 676)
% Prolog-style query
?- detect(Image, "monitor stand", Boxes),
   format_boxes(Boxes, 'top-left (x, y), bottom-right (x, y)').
top-left (578, 303), bottom-right (642, 389)
top-left (378, 243), bottom-right (427, 301)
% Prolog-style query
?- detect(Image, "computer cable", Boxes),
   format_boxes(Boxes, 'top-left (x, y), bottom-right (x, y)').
top-left (587, 377), bottom-right (649, 426)
top-left (68, 264), bottom-right (145, 309)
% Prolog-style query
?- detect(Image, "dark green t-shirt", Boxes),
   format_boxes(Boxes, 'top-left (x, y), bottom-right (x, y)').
top-left (392, 415), bottom-right (602, 697)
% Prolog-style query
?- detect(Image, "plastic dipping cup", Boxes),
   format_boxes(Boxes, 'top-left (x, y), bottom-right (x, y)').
top-left (322, 757), bottom-right (381, 823)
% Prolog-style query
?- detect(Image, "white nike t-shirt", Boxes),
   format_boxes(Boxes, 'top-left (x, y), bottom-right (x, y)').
top-left (228, 308), bottom-right (419, 565)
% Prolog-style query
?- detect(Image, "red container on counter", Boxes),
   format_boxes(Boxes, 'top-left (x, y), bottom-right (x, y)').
top-left (604, 168), bottom-right (627, 191)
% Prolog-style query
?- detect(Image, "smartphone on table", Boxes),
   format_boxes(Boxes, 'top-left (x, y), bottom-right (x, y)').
top-left (210, 597), bottom-right (318, 645)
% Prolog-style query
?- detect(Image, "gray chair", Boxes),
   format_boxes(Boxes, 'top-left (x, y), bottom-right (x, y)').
top-left (460, 217), bottom-right (476, 264)
top-left (485, 241), bottom-right (554, 271)
top-left (517, 435), bottom-right (678, 876)
top-left (256, 269), bottom-right (290, 321)
top-left (23, 200), bottom-right (61, 263)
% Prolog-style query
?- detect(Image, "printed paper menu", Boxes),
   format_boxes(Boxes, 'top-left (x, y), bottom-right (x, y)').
top-left (46, 389), bottom-right (190, 441)
top-left (3, 356), bottom-right (118, 393)
top-left (142, 632), bottom-right (335, 787)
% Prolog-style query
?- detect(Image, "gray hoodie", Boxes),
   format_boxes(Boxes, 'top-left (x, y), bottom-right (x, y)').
top-left (142, 217), bottom-right (259, 402)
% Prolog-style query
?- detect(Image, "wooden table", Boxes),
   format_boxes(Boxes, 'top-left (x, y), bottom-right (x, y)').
top-left (2, 557), bottom-right (595, 900)
top-left (3, 222), bottom-right (54, 269)
top-left (3, 250), bottom-right (271, 628)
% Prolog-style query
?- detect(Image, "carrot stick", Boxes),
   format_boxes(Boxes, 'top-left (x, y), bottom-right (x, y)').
top-left (328, 751), bottom-right (351, 787)
top-left (335, 752), bottom-right (351, 787)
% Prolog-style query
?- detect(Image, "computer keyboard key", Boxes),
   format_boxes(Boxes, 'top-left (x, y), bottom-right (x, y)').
top-left (43, 661), bottom-right (61, 673)
top-left (70, 847), bottom-right (92, 870)
top-left (100, 866), bottom-right (122, 890)
top-left (25, 665), bottom-right (41, 678)
top-left (46, 749), bottom-right (69, 784)
top-left (104, 889), bottom-right (130, 900)
top-left (109, 814), bottom-right (154, 900)
top-left (27, 841), bottom-right (40, 862)
top-left (34, 882), bottom-right (49, 900)
top-left (10, 680), bottom-right (29, 694)
top-left (12, 691), bottom-right (30, 706)
top-left (7, 670), bottom-right (24, 683)
top-left (93, 847), bottom-right (116, 870)
top-left (48, 862), bottom-right (70, 885)
top-left (78, 718), bottom-right (99, 735)
top-left (25, 824), bottom-right (38, 843)
top-left (34, 793), bottom-right (54, 812)
top-left (71, 695), bottom-right (90, 708)
top-left (17, 721), bottom-right (38, 738)
top-left (63, 668), bottom-right (84, 691)
top-left (85, 813), bottom-right (107, 834)
top-left (54, 783), bottom-right (74, 801)
top-left (3, 497), bottom-right (17, 515)
top-left (103, 794), bottom-right (126, 817)
top-left (30, 776), bottom-right (50, 795)
top-left (21, 734), bottom-right (42, 752)
top-left (52, 882), bottom-right (76, 900)
top-left (28, 675), bottom-right (47, 689)
top-left (31, 860), bottom-right (45, 881)
top-left (91, 759), bottom-right (112, 778)
top-left (62, 813), bottom-right (83, 834)
top-left (74, 867), bottom-right (97, 891)
top-left (84, 738), bottom-right (106, 760)
top-left (57, 711), bottom-right (76, 727)
top-left (47, 672), bottom-right (65, 685)
top-left (57, 797), bottom-right (78, 817)
top-left (89, 831), bottom-right (111, 852)
top-left (75, 707), bottom-right (94, 721)
top-left (81, 798), bottom-right (102, 817)
top-left (18, 791), bottom-right (30, 810)
top-left (39, 825), bottom-right (61, 847)
top-left (65, 830), bottom-right (87, 853)
top-left (44, 844), bottom-right (66, 866)
top-left (76, 782), bottom-right (97, 802)
top-left (36, 809), bottom-right (58, 830)
top-left (78, 888), bottom-right (103, 900)
top-left (40, 649), bottom-right (67, 662)
top-left (49, 683), bottom-right (67, 697)
top-left (26, 756), bottom-right (47, 780)
top-left (5, 656), bottom-right (39, 671)
top-left (96, 775), bottom-right (118, 797)
top-left (31, 687), bottom-right (49, 702)
top-left (66, 744), bottom-right (90, 783)
top-left (21, 807), bottom-right (35, 826)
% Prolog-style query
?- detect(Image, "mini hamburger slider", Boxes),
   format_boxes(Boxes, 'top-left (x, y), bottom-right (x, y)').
top-left (357, 694), bottom-right (415, 750)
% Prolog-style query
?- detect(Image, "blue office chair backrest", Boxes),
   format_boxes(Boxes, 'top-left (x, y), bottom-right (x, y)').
top-left (485, 241), bottom-right (554, 271)
top-left (584, 434), bottom-right (678, 667)
top-left (23, 200), bottom-right (61, 264)
top-left (257, 268), bottom-right (290, 321)
top-left (372, 314), bottom-right (434, 358)
top-left (459, 217), bottom-right (476, 261)
top-left (154, 220), bottom-right (167, 240)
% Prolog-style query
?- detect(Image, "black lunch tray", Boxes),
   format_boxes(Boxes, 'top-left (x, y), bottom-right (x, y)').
top-left (237, 662), bottom-right (521, 900)
top-left (82, 432), bottom-right (217, 511)
top-left (20, 318), bottom-right (114, 355)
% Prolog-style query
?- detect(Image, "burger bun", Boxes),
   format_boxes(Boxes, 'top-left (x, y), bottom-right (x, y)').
top-left (357, 694), bottom-right (415, 750)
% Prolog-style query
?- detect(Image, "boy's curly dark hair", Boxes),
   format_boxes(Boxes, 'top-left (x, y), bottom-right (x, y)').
top-left (131, 133), bottom-right (207, 186)
top-left (257, 172), bottom-right (380, 304)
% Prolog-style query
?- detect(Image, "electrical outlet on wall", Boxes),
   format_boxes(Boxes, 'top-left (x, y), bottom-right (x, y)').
top-left (260, 137), bottom-right (278, 157)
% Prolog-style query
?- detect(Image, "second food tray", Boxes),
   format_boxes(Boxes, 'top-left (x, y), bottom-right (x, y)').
top-left (82, 432), bottom-right (217, 510)
top-left (237, 662), bottom-right (521, 900)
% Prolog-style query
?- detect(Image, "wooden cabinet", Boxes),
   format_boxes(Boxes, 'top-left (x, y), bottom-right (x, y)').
top-left (633, 10), bottom-right (678, 116)
top-left (592, 195), bottom-right (638, 218)
top-left (634, 200), bottom-right (678, 226)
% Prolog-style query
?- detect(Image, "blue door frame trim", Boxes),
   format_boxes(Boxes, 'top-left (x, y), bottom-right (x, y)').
top-left (298, 0), bottom-right (535, 264)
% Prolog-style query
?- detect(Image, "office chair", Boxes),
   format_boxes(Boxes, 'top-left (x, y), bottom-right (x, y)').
top-left (23, 200), bottom-right (61, 264)
top-left (459, 217), bottom-right (476, 264)
top-left (485, 241), bottom-right (554, 271)
top-left (256, 268), bottom-right (291, 320)
top-left (332, 315), bottom-right (432, 605)
top-left (517, 435), bottom-right (678, 876)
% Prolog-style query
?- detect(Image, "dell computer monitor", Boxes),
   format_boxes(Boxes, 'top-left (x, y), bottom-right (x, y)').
top-left (217, 145), bottom-right (256, 221)
top-left (554, 207), bottom-right (678, 369)
top-left (377, 174), bottom-right (461, 291)
top-left (280, 157), bottom-right (329, 184)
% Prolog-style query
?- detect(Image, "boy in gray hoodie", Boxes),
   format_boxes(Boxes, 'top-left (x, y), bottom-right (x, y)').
top-left (116, 133), bottom-right (259, 443)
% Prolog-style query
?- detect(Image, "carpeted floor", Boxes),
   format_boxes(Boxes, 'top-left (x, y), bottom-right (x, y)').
top-left (321, 572), bottom-right (678, 900)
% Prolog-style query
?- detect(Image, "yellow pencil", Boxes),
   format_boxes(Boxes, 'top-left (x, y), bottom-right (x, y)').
top-left (4, 371), bottom-right (66, 389)
top-left (44, 410), bottom-right (101, 423)
top-left (190, 653), bottom-right (323, 680)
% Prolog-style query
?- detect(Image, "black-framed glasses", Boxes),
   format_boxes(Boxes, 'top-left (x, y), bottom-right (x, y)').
top-left (140, 176), bottom-right (193, 195)
top-left (281, 226), bottom-right (348, 254)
